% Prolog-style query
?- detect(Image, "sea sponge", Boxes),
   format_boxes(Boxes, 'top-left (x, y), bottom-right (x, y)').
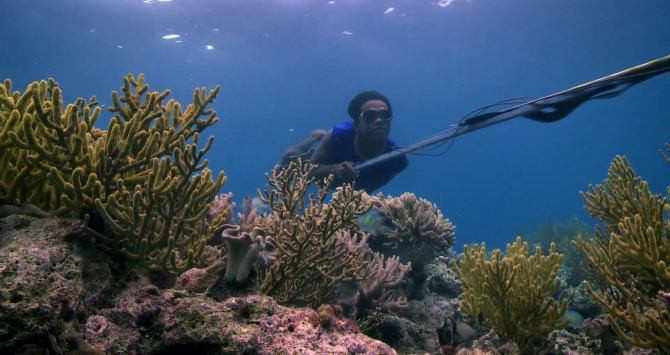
top-left (317, 304), bottom-right (336, 328)
top-left (217, 224), bottom-right (276, 283)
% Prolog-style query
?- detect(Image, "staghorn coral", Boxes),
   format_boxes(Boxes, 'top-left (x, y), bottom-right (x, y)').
top-left (456, 236), bottom-right (568, 353)
top-left (574, 155), bottom-right (670, 352)
top-left (0, 74), bottom-right (228, 275)
top-left (371, 192), bottom-right (455, 266)
top-left (257, 159), bottom-right (372, 307)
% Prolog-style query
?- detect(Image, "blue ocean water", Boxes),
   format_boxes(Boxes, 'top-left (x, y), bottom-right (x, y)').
top-left (1, 0), bottom-right (668, 251)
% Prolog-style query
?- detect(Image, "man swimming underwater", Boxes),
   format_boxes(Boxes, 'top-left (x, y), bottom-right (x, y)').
top-left (276, 90), bottom-right (408, 193)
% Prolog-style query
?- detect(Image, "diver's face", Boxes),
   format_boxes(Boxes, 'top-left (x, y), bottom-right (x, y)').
top-left (355, 100), bottom-right (392, 140)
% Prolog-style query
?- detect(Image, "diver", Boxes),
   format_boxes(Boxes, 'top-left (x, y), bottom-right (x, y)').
top-left (275, 90), bottom-right (408, 193)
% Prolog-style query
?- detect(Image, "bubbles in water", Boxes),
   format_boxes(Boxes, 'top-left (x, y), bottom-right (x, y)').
top-left (437, 0), bottom-right (455, 7)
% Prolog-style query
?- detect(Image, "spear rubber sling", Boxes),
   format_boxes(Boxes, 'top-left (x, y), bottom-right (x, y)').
top-left (355, 54), bottom-right (670, 172)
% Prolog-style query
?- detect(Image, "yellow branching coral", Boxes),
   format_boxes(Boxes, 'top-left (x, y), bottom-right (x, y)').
top-left (258, 160), bottom-right (371, 307)
top-left (457, 236), bottom-right (568, 353)
top-left (0, 74), bottom-right (228, 275)
top-left (575, 155), bottom-right (670, 352)
top-left (0, 78), bottom-right (104, 210)
top-left (371, 192), bottom-right (455, 265)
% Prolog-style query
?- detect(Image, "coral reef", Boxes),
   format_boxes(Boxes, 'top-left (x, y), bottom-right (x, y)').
top-left (583, 315), bottom-right (624, 354)
top-left (575, 155), bottom-right (670, 352)
top-left (424, 256), bottom-right (463, 298)
top-left (455, 330), bottom-right (520, 355)
top-left (456, 236), bottom-right (568, 353)
top-left (521, 217), bottom-right (594, 287)
top-left (257, 160), bottom-right (372, 307)
top-left (530, 329), bottom-right (601, 354)
top-left (217, 224), bottom-right (276, 283)
top-left (356, 253), bottom-right (412, 312)
top-left (369, 192), bottom-right (455, 266)
top-left (378, 295), bottom-right (458, 353)
top-left (0, 74), bottom-right (228, 275)
top-left (0, 214), bottom-right (395, 354)
top-left (0, 78), bottom-right (103, 211)
top-left (560, 282), bottom-right (602, 319)
top-left (207, 192), bottom-right (234, 224)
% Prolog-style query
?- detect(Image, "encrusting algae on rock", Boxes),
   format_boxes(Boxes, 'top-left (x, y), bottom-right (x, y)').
top-left (0, 214), bottom-right (396, 354)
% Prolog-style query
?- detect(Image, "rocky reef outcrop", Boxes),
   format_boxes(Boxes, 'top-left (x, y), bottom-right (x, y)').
top-left (0, 214), bottom-right (395, 354)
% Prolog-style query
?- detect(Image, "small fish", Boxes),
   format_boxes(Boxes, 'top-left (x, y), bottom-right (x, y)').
top-left (335, 280), bottom-right (360, 306)
top-left (356, 208), bottom-right (390, 236)
top-left (563, 310), bottom-right (584, 327)
top-left (454, 321), bottom-right (477, 341)
top-left (336, 280), bottom-right (359, 298)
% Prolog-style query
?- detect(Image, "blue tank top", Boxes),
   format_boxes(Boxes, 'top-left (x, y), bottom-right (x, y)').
top-left (330, 121), bottom-right (408, 192)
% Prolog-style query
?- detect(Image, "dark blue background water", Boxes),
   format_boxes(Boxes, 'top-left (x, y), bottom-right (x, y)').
top-left (2, 0), bottom-right (669, 251)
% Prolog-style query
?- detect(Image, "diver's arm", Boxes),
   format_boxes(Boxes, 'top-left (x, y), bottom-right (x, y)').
top-left (309, 130), bottom-right (356, 184)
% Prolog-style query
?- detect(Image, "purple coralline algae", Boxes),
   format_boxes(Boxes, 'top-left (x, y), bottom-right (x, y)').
top-left (0, 215), bottom-right (395, 354)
